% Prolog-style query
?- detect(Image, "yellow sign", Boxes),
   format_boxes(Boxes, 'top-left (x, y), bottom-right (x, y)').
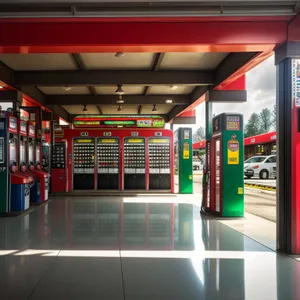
top-left (102, 139), bottom-right (117, 143)
top-left (228, 140), bottom-right (239, 165)
top-left (151, 139), bottom-right (168, 143)
top-left (183, 142), bottom-right (189, 159)
top-left (77, 139), bottom-right (92, 143)
top-left (238, 187), bottom-right (243, 194)
top-left (128, 139), bottom-right (143, 143)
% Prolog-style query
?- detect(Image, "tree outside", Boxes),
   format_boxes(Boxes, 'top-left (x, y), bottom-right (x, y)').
top-left (244, 112), bottom-right (262, 137)
top-left (260, 108), bottom-right (273, 133)
top-left (192, 126), bottom-right (205, 142)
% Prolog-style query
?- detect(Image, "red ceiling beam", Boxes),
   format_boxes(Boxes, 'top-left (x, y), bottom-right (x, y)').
top-left (0, 20), bottom-right (287, 54)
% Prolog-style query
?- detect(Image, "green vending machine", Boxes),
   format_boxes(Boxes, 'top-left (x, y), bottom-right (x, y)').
top-left (174, 128), bottom-right (193, 194)
top-left (210, 113), bottom-right (244, 217)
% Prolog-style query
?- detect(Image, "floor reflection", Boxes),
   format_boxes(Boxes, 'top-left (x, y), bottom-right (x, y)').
top-left (0, 197), bottom-right (299, 299)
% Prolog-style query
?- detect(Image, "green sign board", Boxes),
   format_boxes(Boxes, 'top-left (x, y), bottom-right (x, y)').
top-left (174, 128), bottom-right (193, 194)
top-left (73, 115), bottom-right (165, 128)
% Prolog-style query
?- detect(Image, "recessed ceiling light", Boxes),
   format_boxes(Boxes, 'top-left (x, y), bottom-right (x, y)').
top-left (0, 86), bottom-right (3, 89)
top-left (115, 85), bottom-right (125, 95)
top-left (165, 99), bottom-right (173, 104)
top-left (115, 52), bottom-right (125, 57)
top-left (117, 95), bottom-right (124, 104)
top-left (64, 85), bottom-right (72, 92)
top-left (169, 85), bottom-right (178, 91)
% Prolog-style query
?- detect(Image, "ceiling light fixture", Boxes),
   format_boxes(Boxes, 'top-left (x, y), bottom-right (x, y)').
top-left (169, 85), bottom-right (178, 91)
top-left (0, 86), bottom-right (3, 89)
top-left (117, 95), bottom-right (124, 104)
top-left (82, 105), bottom-right (88, 112)
top-left (115, 52), bottom-right (125, 58)
top-left (152, 105), bottom-right (158, 112)
top-left (165, 99), bottom-right (173, 104)
top-left (117, 105), bottom-right (122, 112)
top-left (115, 84), bottom-right (125, 95)
top-left (64, 85), bottom-right (72, 92)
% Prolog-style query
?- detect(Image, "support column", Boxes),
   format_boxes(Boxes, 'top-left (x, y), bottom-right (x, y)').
top-left (275, 42), bottom-right (300, 254)
top-left (203, 96), bottom-right (213, 208)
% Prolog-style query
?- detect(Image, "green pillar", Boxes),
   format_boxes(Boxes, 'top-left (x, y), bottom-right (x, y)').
top-left (174, 128), bottom-right (193, 194)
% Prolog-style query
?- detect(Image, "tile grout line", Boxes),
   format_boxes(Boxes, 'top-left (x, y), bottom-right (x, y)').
top-left (118, 221), bottom-right (126, 300)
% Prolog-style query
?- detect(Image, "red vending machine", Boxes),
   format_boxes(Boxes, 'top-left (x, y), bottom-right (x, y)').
top-left (30, 124), bottom-right (50, 202)
top-left (55, 115), bottom-right (174, 193)
top-left (27, 122), bottom-right (41, 203)
top-left (51, 140), bottom-right (67, 193)
top-left (2, 113), bottom-right (33, 212)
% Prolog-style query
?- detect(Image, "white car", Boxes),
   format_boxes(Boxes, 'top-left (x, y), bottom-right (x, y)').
top-left (244, 155), bottom-right (276, 179)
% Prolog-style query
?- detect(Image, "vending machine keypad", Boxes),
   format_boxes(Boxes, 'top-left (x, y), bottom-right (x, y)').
top-left (97, 138), bottom-right (119, 174)
top-left (73, 139), bottom-right (95, 174)
top-left (148, 138), bottom-right (171, 174)
top-left (52, 142), bottom-right (66, 169)
top-left (124, 139), bottom-right (146, 174)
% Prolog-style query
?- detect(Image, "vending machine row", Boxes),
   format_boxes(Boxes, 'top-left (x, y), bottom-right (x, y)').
top-left (51, 129), bottom-right (174, 192)
top-left (0, 111), bottom-right (50, 215)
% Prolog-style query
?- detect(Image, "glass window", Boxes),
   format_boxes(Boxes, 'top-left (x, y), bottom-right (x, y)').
top-left (245, 156), bottom-right (266, 163)
top-left (266, 156), bottom-right (276, 163)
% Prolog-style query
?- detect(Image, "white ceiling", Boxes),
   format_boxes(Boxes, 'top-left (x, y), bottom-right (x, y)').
top-left (142, 105), bottom-right (171, 114)
top-left (94, 85), bottom-right (145, 95)
top-left (62, 105), bottom-right (100, 114)
top-left (38, 86), bottom-right (90, 95)
top-left (62, 104), bottom-right (174, 115)
top-left (159, 52), bottom-right (228, 70)
top-left (149, 85), bottom-right (194, 95)
top-left (101, 105), bottom-right (140, 115)
top-left (80, 53), bottom-right (155, 70)
top-left (0, 54), bottom-right (78, 71)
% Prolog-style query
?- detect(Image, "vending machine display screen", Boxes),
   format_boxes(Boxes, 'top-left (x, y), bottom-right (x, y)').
top-left (124, 138), bottom-right (146, 174)
top-left (73, 138), bottom-right (95, 174)
top-left (52, 142), bottom-right (66, 169)
top-left (226, 116), bottom-right (241, 131)
top-left (9, 142), bottom-right (16, 163)
top-left (20, 144), bottom-right (25, 163)
top-left (36, 147), bottom-right (40, 163)
top-left (28, 144), bottom-right (34, 163)
top-left (148, 138), bottom-right (170, 174)
top-left (0, 138), bottom-right (4, 164)
top-left (97, 138), bottom-right (119, 174)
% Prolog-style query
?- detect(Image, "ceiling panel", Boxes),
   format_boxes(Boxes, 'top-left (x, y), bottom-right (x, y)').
top-left (149, 85), bottom-right (194, 95)
top-left (102, 105), bottom-right (139, 115)
top-left (94, 85), bottom-right (145, 95)
top-left (160, 52), bottom-right (228, 70)
top-left (81, 53), bottom-right (155, 70)
top-left (0, 54), bottom-right (77, 71)
top-left (62, 105), bottom-right (100, 115)
top-left (142, 105), bottom-right (172, 114)
top-left (38, 86), bottom-right (90, 95)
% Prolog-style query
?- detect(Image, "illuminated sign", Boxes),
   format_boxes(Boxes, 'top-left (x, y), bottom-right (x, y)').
top-left (226, 116), bottom-right (241, 131)
top-left (149, 139), bottom-right (169, 143)
top-left (76, 139), bottom-right (93, 143)
top-left (9, 117), bottom-right (17, 132)
top-left (73, 115), bottom-right (165, 128)
top-left (127, 139), bottom-right (143, 143)
top-left (99, 139), bottom-right (117, 143)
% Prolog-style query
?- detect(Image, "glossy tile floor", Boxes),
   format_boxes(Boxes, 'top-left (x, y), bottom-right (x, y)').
top-left (0, 196), bottom-right (299, 300)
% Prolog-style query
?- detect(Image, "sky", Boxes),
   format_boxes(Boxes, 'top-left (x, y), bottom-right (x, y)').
top-left (190, 54), bottom-right (276, 131)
